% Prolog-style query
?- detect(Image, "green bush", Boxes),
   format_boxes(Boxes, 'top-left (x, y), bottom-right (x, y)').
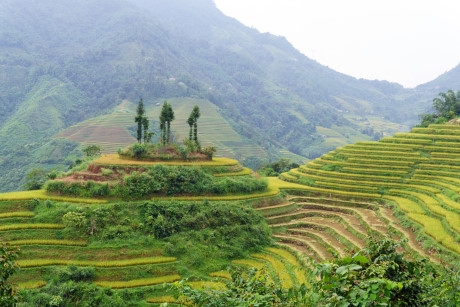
top-left (140, 200), bottom-right (272, 260)
top-left (131, 143), bottom-right (146, 158)
top-left (22, 280), bottom-right (126, 306)
top-left (57, 265), bottom-right (95, 282)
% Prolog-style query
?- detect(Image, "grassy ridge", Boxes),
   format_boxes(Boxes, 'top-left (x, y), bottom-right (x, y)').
top-left (0, 190), bottom-right (107, 203)
top-left (17, 256), bottom-right (177, 268)
top-left (1, 239), bottom-right (87, 246)
top-left (95, 274), bottom-right (181, 289)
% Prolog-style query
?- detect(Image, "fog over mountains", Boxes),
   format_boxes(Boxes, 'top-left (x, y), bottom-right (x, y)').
top-left (1, 0), bottom-right (460, 191)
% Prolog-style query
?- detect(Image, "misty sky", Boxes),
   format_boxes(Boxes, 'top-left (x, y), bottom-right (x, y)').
top-left (214, 0), bottom-right (460, 88)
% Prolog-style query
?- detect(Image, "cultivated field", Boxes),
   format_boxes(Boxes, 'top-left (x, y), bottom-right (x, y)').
top-left (275, 123), bottom-right (460, 261)
top-left (2, 123), bottom-right (460, 305)
top-left (54, 98), bottom-right (305, 162)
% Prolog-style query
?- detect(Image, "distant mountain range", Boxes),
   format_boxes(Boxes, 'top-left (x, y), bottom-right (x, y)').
top-left (1, 0), bottom-right (459, 191)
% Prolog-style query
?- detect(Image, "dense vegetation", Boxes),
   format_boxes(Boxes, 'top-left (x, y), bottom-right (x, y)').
top-left (419, 90), bottom-right (460, 126)
top-left (0, 196), bottom-right (273, 306)
top-left (175, 239), bottom-right (460, 306)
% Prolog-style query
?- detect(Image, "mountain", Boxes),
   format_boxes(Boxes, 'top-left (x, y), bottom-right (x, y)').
top-left (0, 0), bottom-right (454, 191)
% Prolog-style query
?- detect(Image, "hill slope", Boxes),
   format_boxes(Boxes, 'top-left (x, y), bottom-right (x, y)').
top-left (0, 0), bottom-right (454, 191)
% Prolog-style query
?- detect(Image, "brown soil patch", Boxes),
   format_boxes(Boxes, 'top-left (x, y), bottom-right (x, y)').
top-left (274, 236), bottom-right (319, 262)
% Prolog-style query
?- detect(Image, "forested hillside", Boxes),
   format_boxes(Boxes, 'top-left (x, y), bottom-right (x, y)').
top-left (0, 0), bottom-right (457, 191)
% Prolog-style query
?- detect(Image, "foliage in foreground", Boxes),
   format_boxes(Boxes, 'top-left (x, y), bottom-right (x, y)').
top-left (20, 266), bottom-right (128, 307)
top-left (174, 267), bottom-right (310, 307)
top-left (0, 245), bottom-right (21, 307)
top-left (176, 239), bottom-right (460, 306)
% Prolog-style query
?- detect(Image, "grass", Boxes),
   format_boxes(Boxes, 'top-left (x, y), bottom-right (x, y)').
top-left (265, 247), bottom-right (308, 286)
top-left (0, 224), bottom-right (64, 231)
top-left (408, 213), bottom-right (460, 254)
top-left (17, 280), bottom-right (47, 289)
top-left (146, 296), bottom-right (179, 304)
top-left (17, 256), bottom-right (177, 268)
top-left (0, 212), bottom-right (34, 218)
top-left (213, 167), bottom-right (253, 177)
top-left (437, 193), bottom-right (460, 211)
top-left (1, 239), bottom-right (87, 246)
top-left (251, 252), bottom-right (294, 289)
top-left (187, 281), bottom-right (226, 290)
top-left (231, 259), bottom-right (265, 269)
top-left (94, 154), bottom-right (239, 167)
top-left (273, 123), bottom-right (460, 260)
top-left (1, 122), bottom-right (460, 304)
top-left (0, 190), bottom-right (107, 204)
top-left (209, 270), bottom-right (232, 279)
top-left (95, 274), bottom-right (181, 289)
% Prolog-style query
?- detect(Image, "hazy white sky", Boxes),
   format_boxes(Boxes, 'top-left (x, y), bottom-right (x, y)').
top-left (214, 0), bottom-right (460, 88)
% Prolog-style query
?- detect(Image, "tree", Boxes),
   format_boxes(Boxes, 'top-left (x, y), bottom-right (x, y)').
top-left (187, 114), bottom-right (194, 141)
top-left (0, 244), bottom-right (21, 306)
top-left (419, 90), bottom-right (460, 126)
top-left (313, 238), bottom-right (435, 306)
top-left (82, 145), bottom-right (102, 157)
top-left (191, 105), bottom-right (200, 143)
top-left (23, 168), bottom-right (48, 190)
top-left (142, 116), bottom-right (150, 143)
top-left (257, 158), bottom-right (299, 176)
top-left (160, 101), bottom-right (175, 145)
top-left (134, 98), bottom-right (148, 143)
top-left (186, 105), bottom-right (200, 145)
top-left (433, 90), bottom-right (460, 118)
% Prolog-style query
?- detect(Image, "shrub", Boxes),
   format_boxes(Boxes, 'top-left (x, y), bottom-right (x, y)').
top-left (131, 143), bottom-right (146, 158)
top-left (101, 225), bottom-right (133, 240)
top-left (62, 211), bottom-right (87, 229)
top-left (183, 139), bottom-right (199, 153)
top-left (57, 265), bottom-right (95, 282)
top-left (140, 200), bottom-right (272, 260)
top-left (201, 146), bottom-right (217, 159)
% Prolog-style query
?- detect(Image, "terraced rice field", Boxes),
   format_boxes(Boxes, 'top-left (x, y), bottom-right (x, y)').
top-left (0, 202), bottom-right (189, 304)
top-left (5, 123), bottom-right (460, 304)
top-left (146, 246), bottom-right (309, 305)
top-left (55, 98), bottom-right (301, 161)
top-left (276, 123), bottom-right (460, 261)
top-left (55, 100), bottom-right (136, 153)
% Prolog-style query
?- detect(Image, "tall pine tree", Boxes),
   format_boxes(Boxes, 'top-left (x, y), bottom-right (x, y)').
top-left (191, 105), bottom-right (200, 144)
top-left (160, 101), bottom-right (175, 145)
top-left (134, 98), bottom-right (146, 144)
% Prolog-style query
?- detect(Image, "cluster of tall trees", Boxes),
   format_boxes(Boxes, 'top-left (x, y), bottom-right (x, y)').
top-left (159, 101), bottom-right (175, 145)
top-left (134, 98), bottom-right (151, 143)
top-left (187, 105), bottom-right (201, 144)
top-left (135, 99), bottom-right (201, 147)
